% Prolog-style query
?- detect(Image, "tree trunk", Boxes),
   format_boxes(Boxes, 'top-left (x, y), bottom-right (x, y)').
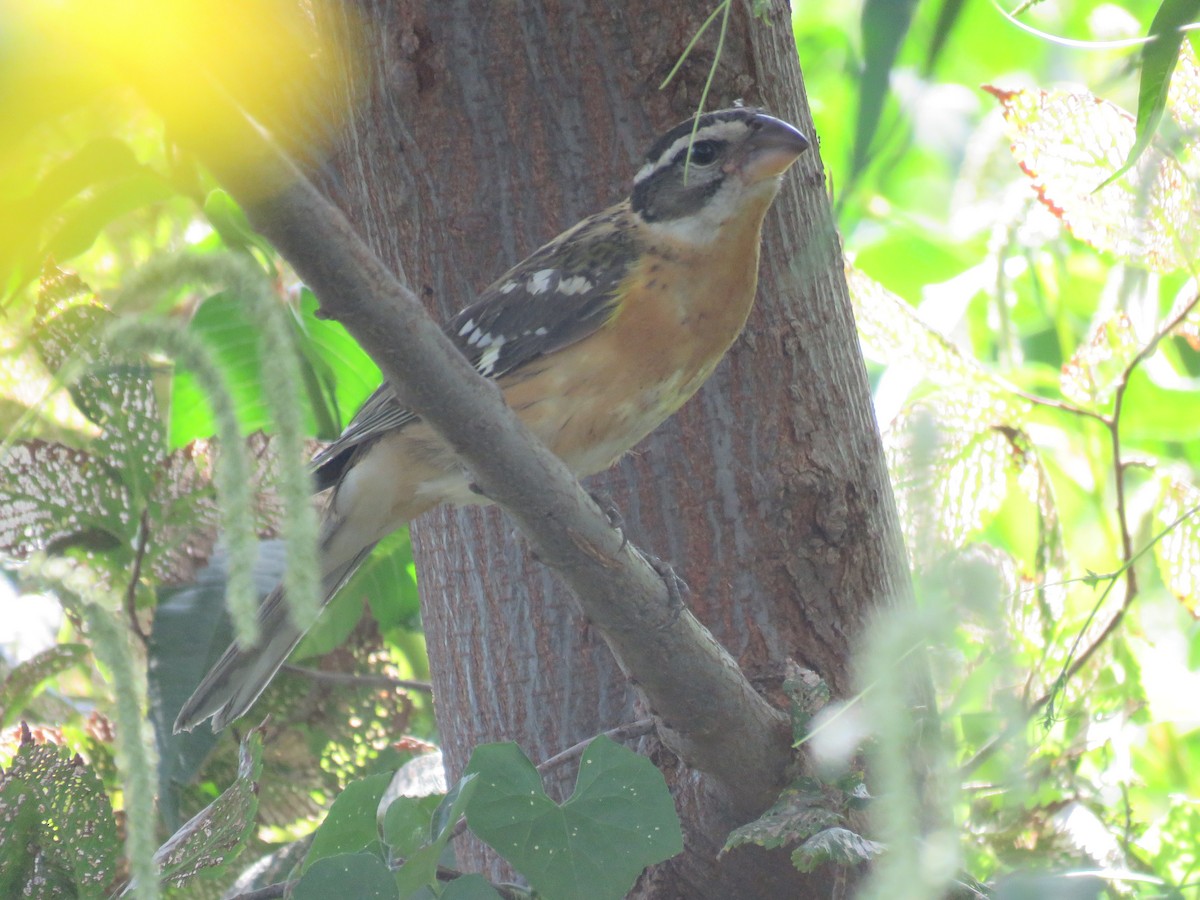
top-left (312, 1), bottom-right (913, 896)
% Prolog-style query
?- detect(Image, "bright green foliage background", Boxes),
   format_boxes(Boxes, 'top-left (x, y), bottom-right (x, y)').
top-left (798, 0), bottom-right (1200, 895)
top-left (0, 0), bottom-right (1198, 897)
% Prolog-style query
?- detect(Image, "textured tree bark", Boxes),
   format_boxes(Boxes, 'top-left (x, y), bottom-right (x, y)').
top-left (310, 1), bottom-right (914, 896)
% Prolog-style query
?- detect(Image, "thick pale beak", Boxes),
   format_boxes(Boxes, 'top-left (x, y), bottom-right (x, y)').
top-left (728, 113), bottom-right (810, 182)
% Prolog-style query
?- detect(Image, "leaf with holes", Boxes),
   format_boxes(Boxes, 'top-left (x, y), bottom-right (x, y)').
top-left (33, 265), bottom-right (165, 501)
top-left (154, 726), bottom-right (264, 888)
top-left (986, 43), bottom-right (1200, 273)
top-left (723, 785), bottom-right (841, 853)
top-left (846, 265), bottom-right (1006, 394)
top-left (0, 439), bottom-right (131, 559)
top-left (1154, 476), bottom-right (1200, 613)
top-left (0, 727), bottom-right (121, 897)
top-left (465, 738), bottom-right (682, 900)
top-left (885, 402), bottom-right (1021, 562)
top-left (790, 827), bottom-right (884, 873)
top-left (1060, 313), bottom-right (1142, 406)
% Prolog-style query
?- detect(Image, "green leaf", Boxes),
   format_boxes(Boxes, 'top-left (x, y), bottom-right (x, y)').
top-left (381, 794), bottom-right (443, 857)
top-left (440, 874), bottom-right (506, 900)
top-left (0, 729), bottom-right (121, 897)
top-left (304, 771), bottom-right (395, 873)
top-left (293, 287), bottom-right (382, 435)
top-left (1152, 475), bottom-right (1200, 613)
top-left (993, 872), bottom-right (1106, 899)
top-left (22, 137), bottom-right (143, 221)
top-left (790, 827), bottom-right (884, 873)
top-left (1118, 367), bottom-right (1200, 442)
top-left (723, 785), bottom-right (841, 853)
top-left (465, 738), bottom-right (682, 900)
top-left (851, 0), bottom-right (918, 184)
top-left (154, 727), bottom-right (265, 888)
top-left (390, 774), bottom-right (478, 898)
top-left (0, 643), bottom-right (87, 728)
top-left (169, 291), bottom-right (273, 447)
top-left (1106, 0), bottom-right (1200, 185)
top-left (147, 542), bottom-right (286, 827)
top-left (45, 171), bottom-right (176, 262)
top-left (923, 0), bottom-right (966, 76)
top-left (202, 189), bottom-right (277, 262)
top-left (295, 530), bottom-right (416, 659)
top-left (294, 852), bottom-right (399, 900)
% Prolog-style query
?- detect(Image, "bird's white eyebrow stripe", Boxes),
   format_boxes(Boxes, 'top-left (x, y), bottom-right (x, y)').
top-left (634, 121), bottom-right (747, 183)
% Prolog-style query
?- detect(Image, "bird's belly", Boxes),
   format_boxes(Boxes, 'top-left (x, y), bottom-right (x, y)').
top-left (506, 359), bottom-right (703, 479)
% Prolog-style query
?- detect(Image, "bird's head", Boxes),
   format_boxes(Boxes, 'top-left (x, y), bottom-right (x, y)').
top-left (630, 107), bottom-right (810, 244)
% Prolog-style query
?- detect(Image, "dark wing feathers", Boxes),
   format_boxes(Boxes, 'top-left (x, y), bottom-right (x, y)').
top-left (310, 203), bottom-right (640, 491)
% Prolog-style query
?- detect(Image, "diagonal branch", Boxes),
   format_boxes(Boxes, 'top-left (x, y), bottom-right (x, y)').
top-left (136, 80), bottom-right (791, 816)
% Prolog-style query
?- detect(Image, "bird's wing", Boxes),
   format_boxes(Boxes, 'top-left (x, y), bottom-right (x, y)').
top-left (310, 202), bottom-right (640, 490)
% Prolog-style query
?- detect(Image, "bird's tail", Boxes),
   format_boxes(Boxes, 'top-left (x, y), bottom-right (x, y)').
top-left (173, 545), bottom-right (374, 733)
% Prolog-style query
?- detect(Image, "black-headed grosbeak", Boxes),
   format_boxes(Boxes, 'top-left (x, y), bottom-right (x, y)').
top-left (176, 106), bottom-right (810, 733)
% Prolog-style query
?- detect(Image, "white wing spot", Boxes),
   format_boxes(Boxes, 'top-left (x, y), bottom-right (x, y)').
top-left (467, 326), bottom-right (485, 346)
top-left (527, 269), bottom-right (555, 295)
top-left (457, 318), bottom-right (476, 337)
top-left (556, 275), bottom-right (593, 295)
top-left (499, 281), bottom-right (519, 294)
top-left (476, 337), bottom-right (507, 375)
top-left (534, 326), bottom-right (549, 336)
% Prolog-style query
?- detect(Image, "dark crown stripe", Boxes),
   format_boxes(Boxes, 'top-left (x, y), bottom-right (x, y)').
top-left (640, 107), bottom-right (764, 172)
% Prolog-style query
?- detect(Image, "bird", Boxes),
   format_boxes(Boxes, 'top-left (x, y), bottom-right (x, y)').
top-left (175, 106), bottom-right (810, 733)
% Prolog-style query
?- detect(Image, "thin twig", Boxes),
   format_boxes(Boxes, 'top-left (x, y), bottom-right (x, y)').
top-left (281, 664), bottom-right (432, 693)
top-left (1012, 389), bottom-right (1111, 425)
top-left (961, 499), bottom-right (1200, 776)
top-left (227, 882), bottom-right (293, 900)
top-left (960, 294), bottom-right (1200, 778)
top-left (536, 718), bottom-right (655, 775)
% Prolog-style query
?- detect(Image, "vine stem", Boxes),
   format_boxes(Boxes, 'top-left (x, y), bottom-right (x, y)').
top-left (1039, 289), bottom-right (1199, 705)
top-left (959, 281), bottom-right (1200, 777)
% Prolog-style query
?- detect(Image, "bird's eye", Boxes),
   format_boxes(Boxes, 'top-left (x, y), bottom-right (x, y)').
top-left (687, 140), bottom-right (719, 167)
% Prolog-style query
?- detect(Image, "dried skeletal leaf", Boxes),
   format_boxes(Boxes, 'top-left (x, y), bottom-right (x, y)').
top-left (886, 398), bottom-right (1017, 563)
top-left (32, 264), bottom-right (165, 504)
top-left (987, 68), bottom-right (1200, 273)
top-left (1167, 279), bottom-right (1200, 350)
top-left (1154, 477), bottom-right (1200, 613)
top-left (846, 265), bottom-right (998, 391)
top-left (1060, 313), bottom-right (1141, 406)
top-left (154, 726), bottom-right (264, 888)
